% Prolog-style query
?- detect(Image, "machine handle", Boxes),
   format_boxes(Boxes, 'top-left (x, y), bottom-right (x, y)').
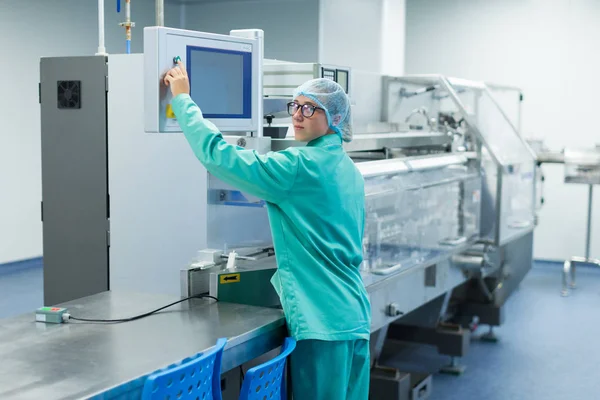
top-left (371, 263), bottom-right (403, 276)
top-left (386, 303), bottom-right (404, 317)
top-left (438, 236), bottom-right (467, 246)
top-left (509, 220), bottom-right (532, 229)
top-left (220, 254), bottom-right (257, 262)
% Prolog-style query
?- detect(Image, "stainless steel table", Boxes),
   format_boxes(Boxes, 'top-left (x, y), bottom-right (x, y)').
top-left (0, 291), bottom-right (286, 400)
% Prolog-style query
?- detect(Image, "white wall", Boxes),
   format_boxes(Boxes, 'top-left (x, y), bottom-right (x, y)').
top-left (183, 0), bottom-right (406, 125)
top-left (318, 0), bottom-right (383, 126)
top-left (0, 0), bottom-right (181, 264)
top-left (1, 0), bottom-right (407, 265)
top-left (182, 0), bottom-right (320, 63)
top-left (405, 0), bottom-right (600, 261)
top-left (318, 0), bottom-right (383, 72)
top-left (381, 0), bottom-right (406, 77)
top-left (319, 0), bottom-right (406, 125)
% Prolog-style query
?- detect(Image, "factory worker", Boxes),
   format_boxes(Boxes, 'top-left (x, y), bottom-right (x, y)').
top-left (164, 61), bottom-right (371, 400)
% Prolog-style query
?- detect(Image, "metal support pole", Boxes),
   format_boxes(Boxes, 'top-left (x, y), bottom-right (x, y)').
top-left (571, 259), bottom-right (577, 289)
top-left (562, 186), bottom-right (599, 296)
top-left (585, 185), bottom-right (593, 259)
top-left (118, 0), bottom-right (135, 54)
top-left (96, 0), bottom-right (107, 55)
top-left (561, 261), bottom-right (570, 297)
top-left (155, 0), bottom-right (164, 26)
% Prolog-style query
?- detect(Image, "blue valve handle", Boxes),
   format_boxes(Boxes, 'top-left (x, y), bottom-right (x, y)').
top-left (117, 0), bottom-right (121, 13)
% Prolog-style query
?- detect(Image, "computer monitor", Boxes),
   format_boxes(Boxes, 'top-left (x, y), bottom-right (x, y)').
top-left (144, 27), bottom-right (261, 133)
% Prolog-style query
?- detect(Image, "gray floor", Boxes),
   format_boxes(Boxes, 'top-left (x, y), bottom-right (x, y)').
top-left (1, 261), bottom-right (599, 399)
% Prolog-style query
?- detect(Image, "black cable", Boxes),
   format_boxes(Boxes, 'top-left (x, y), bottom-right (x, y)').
top-left (68, 294), bottom-right (218, 323)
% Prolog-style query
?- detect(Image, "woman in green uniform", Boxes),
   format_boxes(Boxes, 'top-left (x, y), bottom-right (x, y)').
top-left (165, 62), bottom-right (371, 399)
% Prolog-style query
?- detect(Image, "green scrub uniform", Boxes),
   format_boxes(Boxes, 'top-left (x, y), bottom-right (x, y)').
top-left (172, 94), bottom-right (371, 399)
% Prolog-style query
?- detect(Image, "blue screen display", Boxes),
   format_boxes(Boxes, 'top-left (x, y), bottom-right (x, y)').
top-left (186, 46), bottom-right (252, 119)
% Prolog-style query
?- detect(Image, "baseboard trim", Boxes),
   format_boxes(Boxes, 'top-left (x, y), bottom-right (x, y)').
top-left (0, 257), bottom-right (587, 274)
top-left (534, 258), bottom-right (564, 267)
top-left (535, 258), bottom-right (600, 269)
top-left (0, 257), bottom-right (43, 275)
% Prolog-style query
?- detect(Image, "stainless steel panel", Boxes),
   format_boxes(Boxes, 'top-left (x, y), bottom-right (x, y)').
top-left (405, 154), bottom-right (468, 171)
top-left (207, 137), bottom-right (273, 250)
top-left (40, 56), bottom-right (109, 305)
top-left (181, 264), bottom-right (222, 297)
top-left (0, 292), bottom-right (285, 400)
top-left (356, 158), bottom-right (409, 178)
top-left (493, 231), bottom-right (534, 306)
top-left (346, 133), bottom-right (452, 153)
top-left (564, 148), bottom-right (600, 184)
top-left (367, 256), bottom-right (469, 333)
top-left (536, 151), bottom-right (565, 164)
top-left (108, 54), bottom-right (210, 296)
top-left (479, 155), bottom-right (499, 243)
top-left (270, 132), bottom-right (451, 152)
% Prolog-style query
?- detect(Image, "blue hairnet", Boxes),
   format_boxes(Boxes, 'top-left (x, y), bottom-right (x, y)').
top-left (293, 78), bottom-right (353, 142)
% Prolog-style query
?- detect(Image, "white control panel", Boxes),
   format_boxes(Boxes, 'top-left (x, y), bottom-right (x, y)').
top-left (144, 27), bottom-right (262, 133)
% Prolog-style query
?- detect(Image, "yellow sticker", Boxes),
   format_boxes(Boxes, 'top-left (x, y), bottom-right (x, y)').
top-left (220, 274), bottom-right (240, 284)
top-left (166, 104), bottom-right (176, 119)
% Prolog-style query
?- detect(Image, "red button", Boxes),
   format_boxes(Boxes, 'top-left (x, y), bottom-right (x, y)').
top-left (51, 308), bottom-right (61, 311)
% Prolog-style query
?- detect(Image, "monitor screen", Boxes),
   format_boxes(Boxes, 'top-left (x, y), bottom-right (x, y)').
top-left (186, 46), bottom-right (252, 119)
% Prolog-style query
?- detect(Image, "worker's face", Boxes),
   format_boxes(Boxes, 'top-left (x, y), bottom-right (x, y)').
top-left (290, 96), bottom-right (330, 142)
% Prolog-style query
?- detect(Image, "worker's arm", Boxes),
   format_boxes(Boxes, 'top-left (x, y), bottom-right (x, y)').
top-left (171, 93), bottom-right (299, 204)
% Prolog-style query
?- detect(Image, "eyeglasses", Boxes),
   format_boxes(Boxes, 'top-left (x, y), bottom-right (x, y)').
top-left (287, 102), bottom-right (325, 118)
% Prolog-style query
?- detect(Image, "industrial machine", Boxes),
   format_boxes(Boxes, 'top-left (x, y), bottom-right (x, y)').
top-left (180, 76), bottom-right (538, 398)
top-left (39, 25), bottom-right (538, 399)
top-left (40, 27), bottom-right (267, 305)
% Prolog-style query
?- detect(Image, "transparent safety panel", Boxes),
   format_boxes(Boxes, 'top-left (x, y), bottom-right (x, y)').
top-left (362, 158), bottom-right (481, 275)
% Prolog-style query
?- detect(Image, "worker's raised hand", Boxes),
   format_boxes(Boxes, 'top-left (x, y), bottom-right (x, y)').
top-left (164, 61), bottom-right (190, 98)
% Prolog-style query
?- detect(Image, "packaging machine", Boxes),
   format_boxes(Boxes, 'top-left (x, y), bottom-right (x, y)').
top-left (33, 26), bottom-right (538, 399)
top-left (179, 75), bottom-right (538, 397)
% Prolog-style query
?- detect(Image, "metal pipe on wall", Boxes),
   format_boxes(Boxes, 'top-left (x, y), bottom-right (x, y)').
top-left (156, 0), bottom-right (164, 26)
top-left (179, 2), bottom-right (186, 29)
top-left (125, 0), bottom-right (132, 54)
top-left (118, 0), bottom-right (135, 53)
top-left (118, 0), bottom-right (135, 54)
top-left (96, 0), bottom-right (107, 55)
top-left (585, 185), bottom-right (593, 259)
